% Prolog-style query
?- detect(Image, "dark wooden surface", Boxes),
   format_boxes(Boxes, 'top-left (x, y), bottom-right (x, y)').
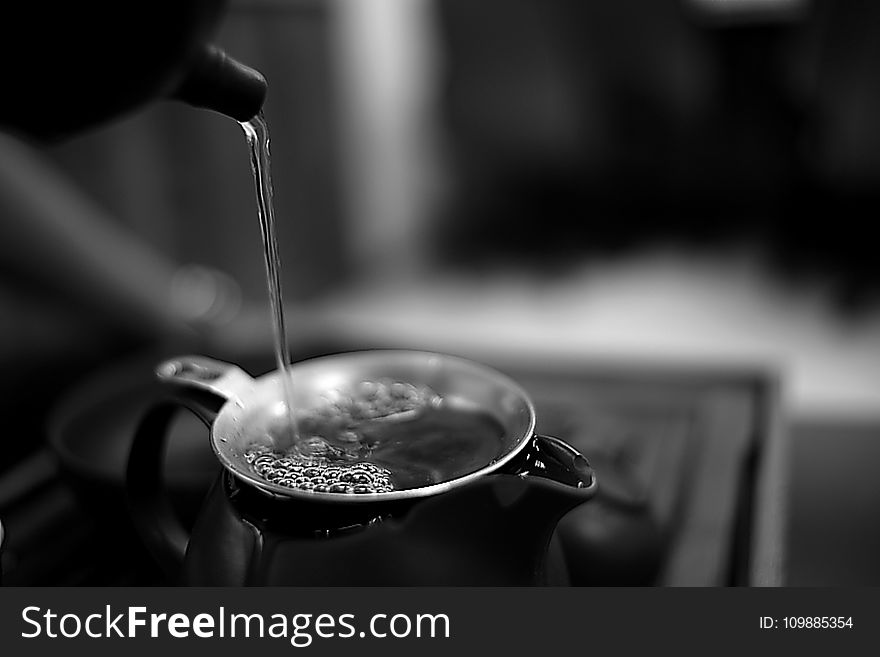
top-left (785, 418), bottom-right (880, 585)
top-left (0, 354), bottom-right (782, 586)
top-left (500, 359), bottom-right (781, 586)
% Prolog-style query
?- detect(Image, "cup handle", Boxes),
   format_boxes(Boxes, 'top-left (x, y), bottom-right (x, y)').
top-left (126, 403), bottom-right (193, 578)
top-left (126, 357), bottom-right (243, 579)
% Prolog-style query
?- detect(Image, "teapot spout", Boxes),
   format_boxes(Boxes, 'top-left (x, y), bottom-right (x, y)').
top-left (502, 434), bottom-right (597, 512)
top-left (391, 435), bottom-right (597, 585)
top-left (173, 44), bottom-right (267, 121)
top-left (485, 434), bottom-right (598, 570)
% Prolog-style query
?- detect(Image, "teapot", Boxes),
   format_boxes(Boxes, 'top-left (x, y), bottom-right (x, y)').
top-left (1, 0), bottom-right (266, 140)
top-left (127, 351), bottom-right (597, 585)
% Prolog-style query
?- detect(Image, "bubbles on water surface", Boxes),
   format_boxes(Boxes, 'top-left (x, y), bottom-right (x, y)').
top-left (244, 378), bottom-right (435, 493)
top-left (242, 378), bottom-right (506, 494)
top-left (245, 446), bottom-right (395, 494)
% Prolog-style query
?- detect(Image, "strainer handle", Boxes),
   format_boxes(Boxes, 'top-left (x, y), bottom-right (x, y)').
top-left (155, 355), bottom-right (255, 405)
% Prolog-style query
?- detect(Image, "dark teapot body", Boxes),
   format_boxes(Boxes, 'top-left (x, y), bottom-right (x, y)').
top-left (183, 467), bottom-right (581, 586)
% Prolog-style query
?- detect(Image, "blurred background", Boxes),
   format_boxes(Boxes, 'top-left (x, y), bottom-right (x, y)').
top-left (2, 0), bottom-right (880, 585)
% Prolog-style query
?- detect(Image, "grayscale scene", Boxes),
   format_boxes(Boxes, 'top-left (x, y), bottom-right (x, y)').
top-left (1, 0), bottom-right (878, 587)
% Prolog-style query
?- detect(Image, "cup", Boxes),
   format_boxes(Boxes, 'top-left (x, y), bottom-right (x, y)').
top-left (128, 350), bottom-right (598, 584)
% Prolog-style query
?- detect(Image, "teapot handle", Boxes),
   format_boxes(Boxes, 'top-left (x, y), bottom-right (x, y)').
top-left (126, 391), bottom-right (226, 579)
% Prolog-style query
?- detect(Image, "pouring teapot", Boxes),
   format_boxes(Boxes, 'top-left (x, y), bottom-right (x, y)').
top-left (2, 0), bottom-right (266, 141)
top-left (127, 351), bottom-right (597, 585)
